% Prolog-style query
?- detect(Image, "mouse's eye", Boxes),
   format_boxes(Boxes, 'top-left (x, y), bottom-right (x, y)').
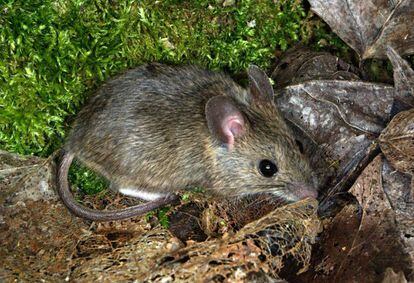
top-left (258, 159), bottom-right (278, 177)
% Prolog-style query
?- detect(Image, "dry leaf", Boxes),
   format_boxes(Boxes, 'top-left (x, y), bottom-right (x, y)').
top-left (294, 156), bottom-right (413, 282)
top-left (381, 160), bottom-right (414, 271)
top-left (387, 47), bottom-right (414, 100)
top-left (379, 47), bottom-right (414, 175)
top-left (271, 47), bottom-right (414, 281)
top-left (379, 49), bottom-right (414, 253)
top-left (275, 48), bottom-right (414, 196)
top-left (277, 80), bottom-right (393, 188)
top-left (386, 46), bottom-right (414, 116)
top-left (63, 199), bottom-right (319, 282)
top-left (145, 199), bottom-right (320, 282)
top-left (309, 0), bottom-right (414, 59)
top-left (379, 109), bottom-right (414, 175)
top-left (278, 80), bottom-right (394, 135)
top-left (271, 46), bottom-right (360, 89)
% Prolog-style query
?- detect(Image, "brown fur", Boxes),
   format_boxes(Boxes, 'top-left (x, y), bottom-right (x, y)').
top-left (58, 63), bottom-right (317, 221)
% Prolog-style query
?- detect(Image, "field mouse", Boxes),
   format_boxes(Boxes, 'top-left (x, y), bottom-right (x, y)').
top-left (57, 63), bottom-right (318, 221)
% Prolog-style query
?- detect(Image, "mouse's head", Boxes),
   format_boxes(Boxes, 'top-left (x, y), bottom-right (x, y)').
top-left (206, 65), bottom-right (317, 202)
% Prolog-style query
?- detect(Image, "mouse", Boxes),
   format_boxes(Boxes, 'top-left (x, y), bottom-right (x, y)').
top-left (57, 63), bottom-right (318, 221)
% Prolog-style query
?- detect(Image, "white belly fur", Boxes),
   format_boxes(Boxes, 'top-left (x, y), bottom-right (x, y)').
top-left (119, 188), bottom-right (165, 201)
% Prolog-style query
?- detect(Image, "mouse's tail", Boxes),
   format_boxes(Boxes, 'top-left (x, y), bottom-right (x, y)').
top-left (57, 151), bottom-right (178, 221)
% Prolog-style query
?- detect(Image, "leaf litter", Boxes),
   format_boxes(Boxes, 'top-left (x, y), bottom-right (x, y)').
top-left (309, 0), bottom-right (414, 59)
top-left (0, 151), bottom-right (320, 282)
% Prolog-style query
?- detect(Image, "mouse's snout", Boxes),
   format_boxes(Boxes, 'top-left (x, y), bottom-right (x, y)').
top-left (286, 182), bottom-right (318, 200)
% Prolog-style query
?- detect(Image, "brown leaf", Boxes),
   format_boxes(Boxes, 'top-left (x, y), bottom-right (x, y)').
top-left (379, 109), bottom-right (414, 175)
top-left (280, 80), bottom-right (390, 132)
top-left (275, 48), bottom-right (414, 193)
top-left (348, 156), bottom-right (413, 281)
top-left (387, 47), bottom-right (414, 98)
top-left (380, 49), bottom-right (414, 173)
top-left (271, 46), bottom-right (360, 90)
top-left (294, 156), bottom-right (413, 282)
top-left (386, 46), bottom-right (414, 115)
top-left (381, 158), bottom-right (414, 268)
top-left (277, 80), bottom-right (394, 187)
top-left (309, 0), bottom-right (414, 59)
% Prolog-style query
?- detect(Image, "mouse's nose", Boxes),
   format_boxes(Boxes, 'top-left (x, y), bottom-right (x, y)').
top-left (287, 182), bottom-right (318, 200)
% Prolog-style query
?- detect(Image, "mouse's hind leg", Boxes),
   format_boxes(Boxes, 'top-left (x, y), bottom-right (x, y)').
top-left (109, 181), bottom-right (165, 201)
top-left (116, 186), bottom-right (167, 201)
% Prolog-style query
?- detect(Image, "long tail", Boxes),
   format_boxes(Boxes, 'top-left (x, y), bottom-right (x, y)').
top-left (57, 151), bottom-right (178, 221)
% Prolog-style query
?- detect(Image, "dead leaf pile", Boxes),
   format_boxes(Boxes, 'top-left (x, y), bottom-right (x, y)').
top-left (269, 1), bottom-right (414, 279)
top-left (271, 43), bottom-right (414, 280)
top-left (309, 0), bottom-right (414, 59)
top-left (294, 156), bottom-right (413, 282)
top-left (274, 45), bottom-right (414, 194)
top-left (0, 151), bottom-right (321, 282)
top-left (143, 199), bottom-right (319, 282)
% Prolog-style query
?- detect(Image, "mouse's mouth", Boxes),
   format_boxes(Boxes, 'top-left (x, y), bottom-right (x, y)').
top-left (283, 182), bottom-right (318, 201)
top-left (267, 189), bottom-right (298, 203)
top-left (218, 182), bottom-right (318, 203)
top-left (251, 182), bottom-right (318, 203)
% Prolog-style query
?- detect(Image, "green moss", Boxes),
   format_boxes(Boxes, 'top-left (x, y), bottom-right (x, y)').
top-left (68, 161), bottom-right (108, 195)
top-left (157, 207), bottom-right (171, 228)
top-left (145, 207), bottom-right (171, 228)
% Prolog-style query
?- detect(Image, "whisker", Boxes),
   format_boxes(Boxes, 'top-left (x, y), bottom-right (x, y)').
top-left (244, 195), bottom-right (286, 208)
top-left (188, 184), bottom-right (288, 191)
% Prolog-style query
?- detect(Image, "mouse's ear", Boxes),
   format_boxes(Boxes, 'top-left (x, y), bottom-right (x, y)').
top-left (247, 65), bottom-right (274, 102)
top-left (205, 96), bottom-right (246, 150)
